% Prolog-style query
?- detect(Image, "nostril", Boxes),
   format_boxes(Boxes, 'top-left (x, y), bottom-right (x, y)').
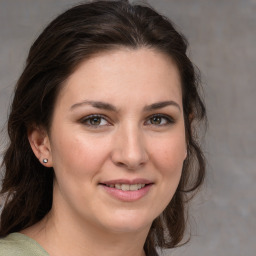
top-left (116, 162), bottom-right (126, 168)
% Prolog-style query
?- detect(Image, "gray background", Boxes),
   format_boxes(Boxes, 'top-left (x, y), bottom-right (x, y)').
top-left (0, 0), bottom-right (255, 255)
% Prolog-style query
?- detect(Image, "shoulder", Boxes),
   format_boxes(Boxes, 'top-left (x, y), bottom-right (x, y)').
top-left (0, 233), bottom-right (49, 256)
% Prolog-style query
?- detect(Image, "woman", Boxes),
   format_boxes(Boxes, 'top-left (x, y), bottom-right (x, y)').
top-left (0, 1), bottom-right (206, 255)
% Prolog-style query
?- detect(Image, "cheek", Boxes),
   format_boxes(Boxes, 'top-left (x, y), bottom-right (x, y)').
top-left (150, 133), bottom-right (186, 174)
top-left (152, 134), bottom-right (186, 206)
top-left (50, 130), bottom-right (110, 180)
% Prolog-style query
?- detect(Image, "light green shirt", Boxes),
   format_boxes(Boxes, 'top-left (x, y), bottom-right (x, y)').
top-left (0, 232), bottom-right (49, 256)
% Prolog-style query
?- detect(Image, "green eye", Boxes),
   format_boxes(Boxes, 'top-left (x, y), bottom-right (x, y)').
top-left (80, 115), bottom-right (109, 127)
top-left (146, 114), bottom-right (174, 126)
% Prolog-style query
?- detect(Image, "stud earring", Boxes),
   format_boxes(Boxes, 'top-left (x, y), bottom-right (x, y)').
top-left (43, 158), bottom-right (48, 164)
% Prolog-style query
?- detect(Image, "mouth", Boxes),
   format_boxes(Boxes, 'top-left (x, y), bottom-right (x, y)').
top-left (99, 179), bottom-right (153, 201)
top-left (101, 183), bottom-right (147, 191)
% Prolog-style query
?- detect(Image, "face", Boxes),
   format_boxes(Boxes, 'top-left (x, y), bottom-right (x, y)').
top-left (44, 48), bottom-right (187, 234)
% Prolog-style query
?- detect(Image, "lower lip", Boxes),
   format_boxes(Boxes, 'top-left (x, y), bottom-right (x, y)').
top-left (100, 184), bottom-right (152, 202)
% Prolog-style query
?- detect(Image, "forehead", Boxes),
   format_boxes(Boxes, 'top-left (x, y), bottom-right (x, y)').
top-left (57, 47), bottom-right (182, 108)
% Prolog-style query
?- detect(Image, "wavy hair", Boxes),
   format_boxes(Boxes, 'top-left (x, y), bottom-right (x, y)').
top-left (0, 1), bottom-right (206, 255)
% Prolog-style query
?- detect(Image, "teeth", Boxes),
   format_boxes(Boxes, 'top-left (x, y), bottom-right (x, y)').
top-left (121, 184), bottom-right (129, 191)
top-left (115, 184), bottom-right (121, 189)
top-left (106, 184), bottom-right (146, 191)
top-left (130, 184), bottom-right (139, 190)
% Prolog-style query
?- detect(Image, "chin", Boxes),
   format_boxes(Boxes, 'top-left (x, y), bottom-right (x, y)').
top-left (98, 209), bottom-right (154, 234)
top-left (105, 221), bottom-right (150, 234)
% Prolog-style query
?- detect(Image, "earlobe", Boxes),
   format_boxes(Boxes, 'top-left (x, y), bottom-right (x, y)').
top-left (28, 126), bottom-right (52, 167)
top-left (183, 149), bottom-right (187, 161)
top-left (184, 142), bottom-right (188, 160)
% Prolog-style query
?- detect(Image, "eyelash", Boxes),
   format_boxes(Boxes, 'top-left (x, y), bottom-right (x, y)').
top-left (80, 114), bottom-right (111, 128)
top-left (79, 114), bottom-right (175, 128)
top-left (145, 114), bottom-right (175, 126)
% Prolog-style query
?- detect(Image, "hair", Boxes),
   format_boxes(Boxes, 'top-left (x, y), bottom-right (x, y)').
top-left (0, 1), bottom-right (206, 255)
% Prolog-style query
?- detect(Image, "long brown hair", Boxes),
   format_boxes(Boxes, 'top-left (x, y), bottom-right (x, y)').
top-left (0, 1), bottom-right (206, 255)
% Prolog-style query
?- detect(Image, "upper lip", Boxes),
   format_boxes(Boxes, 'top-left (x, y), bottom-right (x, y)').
top-left (100, 178), bottom-right (153, 185)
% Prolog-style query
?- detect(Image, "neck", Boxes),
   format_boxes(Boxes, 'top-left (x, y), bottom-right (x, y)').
top-left (22, 207), bottom-right (149, 256)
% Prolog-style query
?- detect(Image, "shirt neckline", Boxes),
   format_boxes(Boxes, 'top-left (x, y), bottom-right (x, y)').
top-left (9, 232), bottom-right (49, 255)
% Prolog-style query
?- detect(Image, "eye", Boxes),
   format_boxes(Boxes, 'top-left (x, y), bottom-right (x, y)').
top-left (145, 114), bottom-right (174, 126)
top-left (80, 115), bottom-right (109, 127)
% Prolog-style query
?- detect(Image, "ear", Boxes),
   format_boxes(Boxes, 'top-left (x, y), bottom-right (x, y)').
top-left (28, 126), bottom-right (53, 167)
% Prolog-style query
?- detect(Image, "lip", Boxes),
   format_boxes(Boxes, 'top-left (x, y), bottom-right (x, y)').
top-left (101, 178), bottom-right (152, 186)
top-left (99, 178), bottom-right (153, 202)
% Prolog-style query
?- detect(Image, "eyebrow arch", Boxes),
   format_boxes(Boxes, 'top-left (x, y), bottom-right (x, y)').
top-left (143, 101), bottom-right (181, 112)
top-left (70, 100), bottom-right (181, 112)
top-left (70, 100), bottom-right (118, 112)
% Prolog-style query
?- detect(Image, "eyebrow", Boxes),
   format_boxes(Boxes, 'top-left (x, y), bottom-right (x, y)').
top-left (143, 100), bottom-right (181, 112)
top-left (70, 100), bottom-right (181, 112)
top-left (70, 100), bottom-right (117, 112)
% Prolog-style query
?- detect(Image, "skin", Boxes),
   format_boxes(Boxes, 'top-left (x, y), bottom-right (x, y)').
top-left (25, 48), bottom-right (187, 256)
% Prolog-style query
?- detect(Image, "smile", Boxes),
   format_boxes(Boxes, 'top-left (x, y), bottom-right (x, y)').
top-left (99, 180), bottom-right (153, 202)
top-left (105, 184), bottom-right (146, 191)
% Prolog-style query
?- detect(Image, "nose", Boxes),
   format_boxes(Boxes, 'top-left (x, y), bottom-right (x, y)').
top-left (111, 125), bottom-right (149, 170)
